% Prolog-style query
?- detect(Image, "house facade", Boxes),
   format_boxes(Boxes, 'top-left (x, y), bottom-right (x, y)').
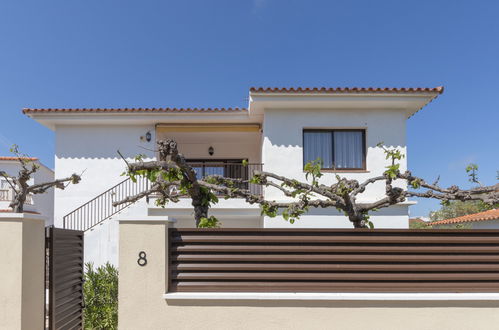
top-left (24, 86), bottom-right (443, 265)
top-left (0, 157), bottom-right (55, 225)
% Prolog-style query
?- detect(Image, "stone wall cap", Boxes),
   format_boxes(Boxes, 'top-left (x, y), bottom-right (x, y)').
top-left (163, 292), bottom-right (499, 301)
top-left (117, 216), bottom-right (175, 223)
top-left (0, 212), bottom-right (47, 221)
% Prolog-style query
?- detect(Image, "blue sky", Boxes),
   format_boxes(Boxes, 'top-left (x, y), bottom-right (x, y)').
top-left (0, 0), bottom-right (497, 217)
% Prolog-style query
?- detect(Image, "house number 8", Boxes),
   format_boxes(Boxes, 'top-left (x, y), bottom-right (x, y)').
top-left (137, 251), bottom-right (147, 266)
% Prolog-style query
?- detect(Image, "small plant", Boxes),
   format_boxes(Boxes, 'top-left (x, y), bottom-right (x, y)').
top-left (83, 262), bottom-right (118, 330)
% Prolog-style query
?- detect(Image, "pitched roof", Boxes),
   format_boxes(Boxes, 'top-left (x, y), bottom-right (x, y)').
top-left (22, 107), bottom-right (247, 114)
top-left (409, 217), bottom-right (426, 224)
top-left (22, 87), bottom-right (444, 114)
top-left (430, 209), bottom-right (499, 226)
top-left (0, 156), bottom-right (38, 161)
top-left (249, 87), bottom-right (444, 94)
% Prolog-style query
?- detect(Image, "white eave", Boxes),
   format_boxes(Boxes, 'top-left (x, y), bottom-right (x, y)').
top-left (23, 110), bottom-right (262, 131)
top-left (248, 92), bottom-right (441, 118)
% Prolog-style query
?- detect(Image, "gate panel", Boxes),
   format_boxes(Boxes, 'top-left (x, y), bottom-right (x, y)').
top-left (46, 227), bottom-right (84, 330)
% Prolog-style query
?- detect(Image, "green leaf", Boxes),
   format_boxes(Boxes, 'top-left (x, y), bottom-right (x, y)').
top-left (198, 216), bottom-right (221, 228)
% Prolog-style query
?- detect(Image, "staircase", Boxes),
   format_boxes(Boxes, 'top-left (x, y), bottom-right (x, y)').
top-left (63, 162), bottom-right (263, 231)
top-left (63, 176), bottom-right (149, 231)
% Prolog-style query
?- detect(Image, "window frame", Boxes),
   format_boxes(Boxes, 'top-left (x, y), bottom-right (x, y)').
top-left (302, 129), bottom-right (367, 171)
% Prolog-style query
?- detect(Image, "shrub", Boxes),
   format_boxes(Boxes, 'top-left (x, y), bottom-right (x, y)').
top-left (83, 262), bottom-right (118, 329)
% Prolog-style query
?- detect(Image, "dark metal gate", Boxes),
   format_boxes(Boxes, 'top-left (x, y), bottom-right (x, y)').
top-left (45, 227), bottom-right (84, 330)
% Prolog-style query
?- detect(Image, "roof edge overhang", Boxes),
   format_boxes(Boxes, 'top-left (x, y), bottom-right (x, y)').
top-left (249, 87), bottom-right (443, 118)
top-left (23, 109), bottom-right (258, 131)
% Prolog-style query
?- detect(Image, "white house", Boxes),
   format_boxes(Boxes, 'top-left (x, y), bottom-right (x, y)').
top-left (0, 156), bottom-right (55, 224)
top-left (23, 86), bottom-right (443, 265)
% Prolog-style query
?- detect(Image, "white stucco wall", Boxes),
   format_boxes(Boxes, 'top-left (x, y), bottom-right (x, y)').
top-left (264, 204), bottom-right (410, 229)
top-left (54, 124), bottom-right (157, 226)
top-left (32, 163), bottom-right (55, 225)
top-left (261, 108), bottom-right (409, 228)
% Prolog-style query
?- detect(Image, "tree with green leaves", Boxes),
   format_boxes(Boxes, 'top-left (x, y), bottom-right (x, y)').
top-left (428, 163), bottom-right (498, 221)
top-left (0, 145), bottom-right (81, 213)
top-left (83, 263), bottom-right (118, 330)
top-left (115, 140), bottom-right (498, 229)
top-left (430, 200), bottom-right (495, 222)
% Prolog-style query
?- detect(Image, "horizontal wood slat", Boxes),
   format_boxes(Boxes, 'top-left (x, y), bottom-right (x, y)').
top-left (172, 254), bottom-right (499, 263)
top-left (172, 235), bottom-right (499, 244)
top-left (173, 263), bottom-right (499, 272)
top-left (169, 228), bottom-right (499, 293)
top-left (172, 244), bottom-right (499, 254)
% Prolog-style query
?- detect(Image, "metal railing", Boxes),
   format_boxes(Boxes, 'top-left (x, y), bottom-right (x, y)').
top-left (189, 162), bottom-right (263, 196)
top-left (63, 162), bottom-right (263, 231)
top-left (63, 177), bottom-right (150, 231)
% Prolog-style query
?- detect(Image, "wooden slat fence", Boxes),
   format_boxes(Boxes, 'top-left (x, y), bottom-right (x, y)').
top-left (169, 228), bottom-right (499, 293)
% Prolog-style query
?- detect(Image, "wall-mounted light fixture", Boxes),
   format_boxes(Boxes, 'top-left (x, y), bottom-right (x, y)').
top-left (208, 146), bottom-right (214, 156)
top-left (145, 131), bottom-right (152, 142)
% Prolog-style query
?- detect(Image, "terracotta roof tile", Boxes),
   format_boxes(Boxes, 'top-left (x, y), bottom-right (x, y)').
top-left (431, 209), bottom-right (499, 226)
top-left (23, 87), bottom-right (444, 115)
top-left (0, 156), bottom-right (38, 161)
top-left (409, 218), bottom-right (426, 224)
top-left (250, 87), bottom-right (444, 94)
top-left (22, 107), bottom-right (247, 114)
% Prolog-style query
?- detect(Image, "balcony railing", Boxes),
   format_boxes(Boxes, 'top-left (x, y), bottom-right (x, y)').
top-left (0, 188), bottom-right (33, 205)
top-left (188, 162), bottom-right (263, 196)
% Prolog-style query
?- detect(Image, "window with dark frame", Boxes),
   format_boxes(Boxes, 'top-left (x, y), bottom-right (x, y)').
top-left (303, 129), bottom-right (366, 170)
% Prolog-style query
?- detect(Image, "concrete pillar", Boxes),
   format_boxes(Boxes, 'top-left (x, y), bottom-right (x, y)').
top-left (117, 218), bottom-right (172, 330)
top-left (0, 213), bottom-right (45, 330)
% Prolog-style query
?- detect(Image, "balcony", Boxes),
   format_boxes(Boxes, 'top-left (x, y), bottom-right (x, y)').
top-left (0, 188), bottom-right (33, 205)
top-left (188, 161), bottom-right (263, 196)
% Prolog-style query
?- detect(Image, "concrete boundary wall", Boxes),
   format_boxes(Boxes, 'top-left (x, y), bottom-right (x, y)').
top-left (118, 220), bottom-right (499, 330)
top-left (0, 213), bottom-right (45, 330)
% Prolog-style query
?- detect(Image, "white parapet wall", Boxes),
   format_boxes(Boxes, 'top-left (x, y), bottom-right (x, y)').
top-left (118, 219), bottom-right (499, 330)
top-left (0, 213), bottom-right (45, 330)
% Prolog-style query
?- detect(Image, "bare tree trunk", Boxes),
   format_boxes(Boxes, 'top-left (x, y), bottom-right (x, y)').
top-left (349, 215), bottom-right (367, 228)
top-left (10, 193), bottom-right (26, 213)
top-left (193, 204), bottom-right (208, 227)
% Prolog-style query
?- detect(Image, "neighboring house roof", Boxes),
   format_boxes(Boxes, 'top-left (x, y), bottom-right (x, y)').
top-left (0, 156), bottom-right (38, 161)
top-left (22, 107), bottom-right (247, 114)
top-left (249, 86), bottom-right (444, 94)
top-left (430, 209), bottom-right (499, 226)
top-left (409, 217), bottom-right (426, 224)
